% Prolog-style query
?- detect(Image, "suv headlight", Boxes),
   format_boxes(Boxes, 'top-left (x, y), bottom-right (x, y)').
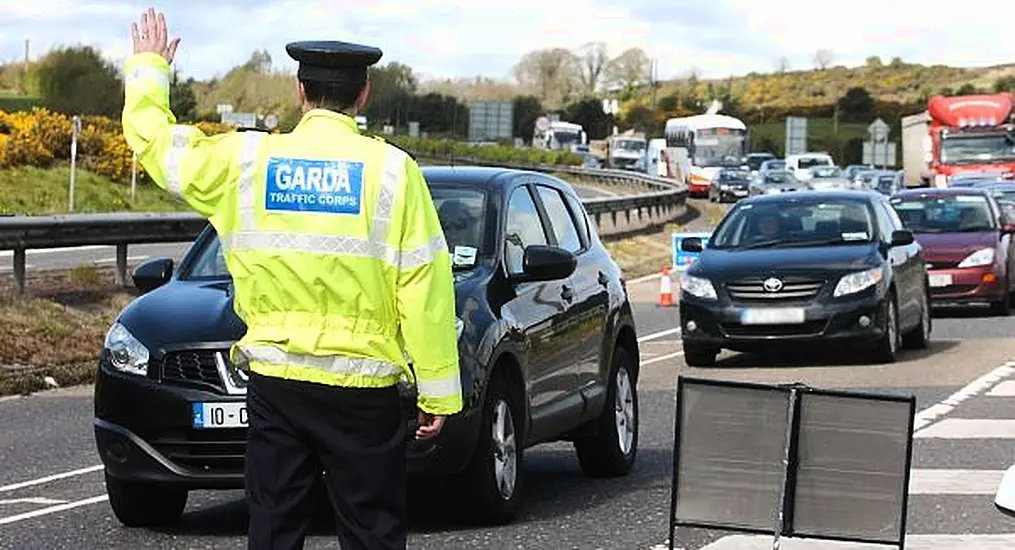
top-left (103, 322), bottom-right (149, 376)
top-left (834, 267), bottom-right (884, 297)
top-left (958, 248), bottom-right (995, 268)
top-left (456, 318), bottom-right (464, 340)
top-left (680, 274), bottom-right (717, 300)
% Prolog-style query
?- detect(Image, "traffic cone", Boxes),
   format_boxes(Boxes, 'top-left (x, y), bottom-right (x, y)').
top-left (658, 266), bottom-right (674, 307)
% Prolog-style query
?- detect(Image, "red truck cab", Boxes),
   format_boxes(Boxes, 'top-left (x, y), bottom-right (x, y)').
top-left (926, 93), bottom-right (1015, 186)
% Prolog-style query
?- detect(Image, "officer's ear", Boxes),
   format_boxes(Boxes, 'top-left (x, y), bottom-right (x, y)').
top-left (354, 80), bottom-right (371, 111)
top-left (296, 79), bottom-right (307, 107)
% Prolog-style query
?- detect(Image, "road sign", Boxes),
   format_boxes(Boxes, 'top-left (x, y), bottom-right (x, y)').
top-left (263, 114), bottom-right (278, 130)
top-left (869, 118), bottom-right (889, 142)
top-left (863, 141), bottom-right (897, 166)
top-left (535, 116), bottom-right (550, 131)
top-left (671, 232), bottom-right (712, 271)
top-left (785, 117), bottom-right (807, 156)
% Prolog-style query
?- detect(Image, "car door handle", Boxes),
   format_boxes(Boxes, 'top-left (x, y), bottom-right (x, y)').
top-left (597, 271), bottom-right (609, 287)
top-left (561, 285), bottom-right (574, 303)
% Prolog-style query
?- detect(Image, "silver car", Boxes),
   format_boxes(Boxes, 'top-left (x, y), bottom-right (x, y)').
top-left (748, 170), bottom-right (810, 196)
top-left (809, 166), bottom-right (854, 191)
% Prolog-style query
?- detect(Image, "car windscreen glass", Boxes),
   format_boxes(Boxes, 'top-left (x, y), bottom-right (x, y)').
top-left (811, 166), bottom-right (842, 178)
top-left (180, 184), bottom-right (488, 280)
top-left (709, 198), bottom-right (876, 249)
top-left (890, 194), bottom-right (997, 233)
top-left (720, 170), bottom-right (750, 181)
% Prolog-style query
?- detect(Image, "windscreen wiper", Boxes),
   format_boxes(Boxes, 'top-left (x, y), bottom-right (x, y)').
top-left (777, 237), bottom-right (865, 248)
top-left (738, 239), bottom-right (790, 249)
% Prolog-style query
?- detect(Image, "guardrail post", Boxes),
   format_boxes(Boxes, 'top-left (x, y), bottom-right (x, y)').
top-left (12, 248), bottom-right (25, 296)
top-left (115, 244), bottom-right (128, 286)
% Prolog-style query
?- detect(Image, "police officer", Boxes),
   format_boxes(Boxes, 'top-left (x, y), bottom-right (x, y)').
top-left (123, 8), bottom-right (462, 550)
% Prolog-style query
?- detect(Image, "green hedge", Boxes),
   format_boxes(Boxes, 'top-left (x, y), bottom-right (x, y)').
top-left (388, 136), bottom-right (583, 167)
top-left (0, 95), bottom-right (44, 113)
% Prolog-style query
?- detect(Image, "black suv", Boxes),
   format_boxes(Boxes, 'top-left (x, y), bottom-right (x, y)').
top-left (94, 166), bottom-right (641, 527)
top-left (678, 190), bottom-right (930, 365)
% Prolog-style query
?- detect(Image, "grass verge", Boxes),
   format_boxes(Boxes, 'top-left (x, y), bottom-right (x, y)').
top-left (0, 164), bottom-right (188, 215)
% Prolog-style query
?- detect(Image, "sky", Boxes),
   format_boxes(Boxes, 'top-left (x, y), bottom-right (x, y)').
top-left (1, 0), bottom-right (1014, 83)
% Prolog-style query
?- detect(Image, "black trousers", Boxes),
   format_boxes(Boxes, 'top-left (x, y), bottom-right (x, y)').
top-left (244, 372), bottom-right (408, 550)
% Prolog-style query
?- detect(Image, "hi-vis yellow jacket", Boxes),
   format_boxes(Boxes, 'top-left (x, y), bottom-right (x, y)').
top-left (121, 53), bottom-right (463, 416)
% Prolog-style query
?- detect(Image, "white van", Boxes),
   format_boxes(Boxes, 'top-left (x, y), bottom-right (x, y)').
top-left (785, 152), bottom-right (835, 183)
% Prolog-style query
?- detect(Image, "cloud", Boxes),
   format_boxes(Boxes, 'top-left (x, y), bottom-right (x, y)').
top-left (1, 0), bottom-right (1013, 84)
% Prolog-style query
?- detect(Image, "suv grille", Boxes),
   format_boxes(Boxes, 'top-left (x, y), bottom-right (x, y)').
top-left (161, 350), bottom-right (228, 391)
top-left (726, 277), bottom-right (825, 302)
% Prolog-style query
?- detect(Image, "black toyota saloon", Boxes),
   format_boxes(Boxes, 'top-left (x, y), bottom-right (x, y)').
top-left (94, 166), bottom-right (641, 528)
top-left (678, 190), bottom-right (931, 366)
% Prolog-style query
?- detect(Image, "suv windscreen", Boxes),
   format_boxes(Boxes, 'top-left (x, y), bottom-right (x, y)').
top-left (181, 184), bottom-right (488, 279)
top-left (710, 198), bottom-right (876, 249)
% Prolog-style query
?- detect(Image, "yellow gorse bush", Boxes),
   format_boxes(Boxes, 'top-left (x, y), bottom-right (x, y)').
top-left (0, 108), bottom-right (581, 186)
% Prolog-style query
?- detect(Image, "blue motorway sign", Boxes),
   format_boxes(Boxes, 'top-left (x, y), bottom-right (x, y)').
top-left (671, 232), bottom-right (712, 271)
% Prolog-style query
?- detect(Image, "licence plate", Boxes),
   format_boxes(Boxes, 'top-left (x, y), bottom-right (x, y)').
top-left (929, 274), bottom-right (953, 288)
top-left (193, 402), bottom-right (248, 429)
top-left (734, 189), bottom-right (748, 196)
top-left (741, 308), bottom-right (806, 325)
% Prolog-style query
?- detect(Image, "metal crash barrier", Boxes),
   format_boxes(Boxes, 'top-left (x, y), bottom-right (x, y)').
top-left (667, 376), bottom-right (916, 549)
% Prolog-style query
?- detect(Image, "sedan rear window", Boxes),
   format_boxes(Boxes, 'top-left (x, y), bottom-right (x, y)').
top-left (890, 194), bottom-right (996, 233)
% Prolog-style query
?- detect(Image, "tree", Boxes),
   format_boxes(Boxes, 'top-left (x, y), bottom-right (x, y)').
top-left (364, 62), bottom-right (418, 127)
top-left (564, 97), bottom-right (611, 140)
top-left (865, 56), bottom-right (883, 68)
top-left (956, 83), bottom-right (979, 95)
top-left (29, 45), bottom-right (123, 117)
top-left (605, 48), bottom-right (651, 91)
top-left (513, 48), bottom-right (578, 108)
top-left (774, 56), bottom-right (789, 73)
top-left (512, 95), bottom-right (543, 140)
top-left (889, 56), bottom-right (904, 68)
top-left (575, 42), bottom-right (609, 95)
top-left (837, 87), bottom-right (875, 122)
top-left (994, 76), bottom-right (1015, 93)
top-left (170, 71), bottom-right (198, 121)
top-left (657, 94), bottom-right (679, 112)
top-left (621, 105), bottom-right (654, 133)
top-left (813, 49), bottom-right (833, 70)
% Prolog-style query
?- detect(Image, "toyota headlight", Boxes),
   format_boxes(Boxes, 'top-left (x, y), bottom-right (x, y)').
top-left (103, 322), bottom-right (149, 376)
top-left (766, 188), bottom-right (780, 194)
top-left (958, 248), bottom-right (995, 268)
top-left (456, 318), bottom-right (464, 340)
top-left (834, 267), bottom-right (884, 297)
top-left (681, 274), bottom-right (717, 300)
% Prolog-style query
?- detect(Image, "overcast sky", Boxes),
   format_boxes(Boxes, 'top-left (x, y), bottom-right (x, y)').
top-left (2, 0), bottom-right (1013, 82)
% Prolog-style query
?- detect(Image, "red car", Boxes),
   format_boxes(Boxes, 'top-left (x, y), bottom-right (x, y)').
top-left (891, 188), bottom-right (1015, 314)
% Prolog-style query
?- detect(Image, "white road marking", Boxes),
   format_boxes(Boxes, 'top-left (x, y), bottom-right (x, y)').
top-left (0, 497), bottom-right (67, 505)
top-left (908, 469), bottom-right (1006, 494)
top-left (642, 351), bottom-right (684, 366)
top-left (0, 245), bottom-right (109, 258)
top-left (0, 495), bottom-right (108, 525)
top-left (916, 418), bottom-right (1015, 439)
top-left (697, 534), bottom-right (1015, 549)
top-left (638, 327), bottom-right (681, 343)
top-left (93, 255), bottom-right (148, 264)
top-left (912, 360), bottom-right (1015, 434)
top-left (987, 380), bottom-right (1015, 397)
top-left (0, 465), bottom-right (103, 493)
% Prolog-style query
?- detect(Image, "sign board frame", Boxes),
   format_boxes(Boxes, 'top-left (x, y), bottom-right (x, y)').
top-left (667, 376), bottom-right (916, 550)
top-left (671, 232), bottom-right (712, 271)
top-left (785, 117), bottom-right (807, 156)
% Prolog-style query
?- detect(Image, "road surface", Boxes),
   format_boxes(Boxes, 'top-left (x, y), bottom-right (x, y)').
top-left (1, 271), bottom-right (1014, 548)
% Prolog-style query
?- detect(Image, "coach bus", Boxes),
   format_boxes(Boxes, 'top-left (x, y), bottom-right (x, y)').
top-left (664, 113), bottom-right (748, 197)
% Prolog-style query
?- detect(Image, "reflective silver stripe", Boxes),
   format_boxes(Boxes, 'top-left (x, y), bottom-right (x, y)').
top-left (236, 131), bottom-right (265, 231)
top-left (225, 230), bottom-right (398, 265)
top-left (401, 234), bottom-right (448, 270)
top-left (164, 126), bottom-right (192, 197)
top-left (240, 344), bottom-right (401, 377)
top-left (126, 66), bottom-right (170, 89)
top-left (416, 373), bottom-right (463, 399)
top-left (369, 149), bottom-right (405, 253)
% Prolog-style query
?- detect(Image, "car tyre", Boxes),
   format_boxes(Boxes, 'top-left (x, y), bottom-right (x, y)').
top-left (683, 343), bottom-right (718, 367)
top-left (105, 473), bottom-right (187, 527)
top-left (456, 372), bottom-right (522, 525)
top-left (872, 295), bottom-right (901, 363)
top-left (902, 288), bottom-right (931, 350)
top-left (574, 346), bottom-right (639, 478)
top-left (992, 284), bottom-right (1012, 316)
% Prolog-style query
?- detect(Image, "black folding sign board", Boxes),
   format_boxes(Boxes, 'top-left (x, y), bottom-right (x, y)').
top-left (668, 377), bottom-right (916, 550)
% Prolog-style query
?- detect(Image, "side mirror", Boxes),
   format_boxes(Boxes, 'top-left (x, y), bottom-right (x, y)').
top-left (995, 465), bottom-right (1015, 518)
top-left (890, 229), bottom-right (915, 247)
top-left (1002, 222), bottom-right (1015, 234)
top-left (511, 245), bottom-right (576, 283)
top-left (681, 237), bottom-right (703, 253)
top-left (132, 258), bottom-right (174, 294)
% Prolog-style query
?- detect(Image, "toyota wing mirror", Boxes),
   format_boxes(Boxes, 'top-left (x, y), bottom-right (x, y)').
top-left (995, 464), bottom-right (1015, 518)
top-left (132, 258), bottom-right (174, 294)
top-left (890, 229), bottom-right (915, 247)
top-left (681, 237), bottom-right (703, 253)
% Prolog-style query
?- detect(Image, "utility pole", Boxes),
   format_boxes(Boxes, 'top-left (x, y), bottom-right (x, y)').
top-left (650, 58), bottom-right (659, 109)
top-left (22, 39), bottom-right (29, 94)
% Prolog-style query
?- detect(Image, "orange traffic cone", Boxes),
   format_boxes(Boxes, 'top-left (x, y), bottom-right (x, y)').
top-left (658, 266), bottom-right (674, 307)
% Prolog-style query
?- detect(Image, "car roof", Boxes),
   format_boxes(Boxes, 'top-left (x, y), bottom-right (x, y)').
top-left (742, 190), bottom-right (880, 204)
top-left (420, 165), bottom-right (543, 190)
top-left (894, 187), bottom-right (991, 198)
